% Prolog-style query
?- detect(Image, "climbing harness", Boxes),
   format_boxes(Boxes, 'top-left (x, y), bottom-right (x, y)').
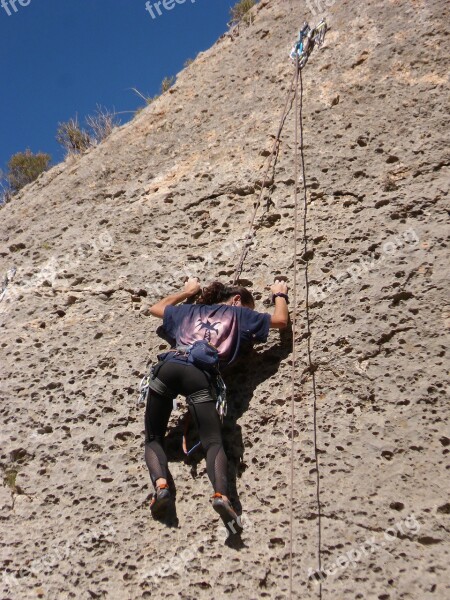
top-left (289, 19), bottom-right (327, 69)
top-left (138, 346), bottom-right (227, 460)
top-left (137, 359), bottom-right (177, 408)
top-left (168, 343), bottom-right (228, 423)
top-left (137, 345), bottom-right (227, 419)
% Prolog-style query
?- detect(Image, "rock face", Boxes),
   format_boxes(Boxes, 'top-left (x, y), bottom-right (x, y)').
top-left (1, 0), bottom-right (449, 598)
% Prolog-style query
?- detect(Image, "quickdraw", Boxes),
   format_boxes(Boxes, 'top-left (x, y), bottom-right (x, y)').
top-left (137, 372), bottom-right (151, 406)
top-left (215, 373), bottom-right (227, 423)
top-left (289, 19), bottom-right (327, 69)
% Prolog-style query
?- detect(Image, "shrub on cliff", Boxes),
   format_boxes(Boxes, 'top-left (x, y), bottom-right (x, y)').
top-left (56, 107), bottom-right (118, 156)
top-left (229, 0), bottom-right (257, 27)
top-left (131, 76), bottom-right (175, 116)
top-left (56, 116), bottom-right (92, 155)
top-left (85, 106), bottom-right (118, 144)
top-left (3, 149), bottom-right (51, 195)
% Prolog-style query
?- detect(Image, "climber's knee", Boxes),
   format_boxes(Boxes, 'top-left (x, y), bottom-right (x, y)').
top-left (145, 435), bottom-right (165, 446)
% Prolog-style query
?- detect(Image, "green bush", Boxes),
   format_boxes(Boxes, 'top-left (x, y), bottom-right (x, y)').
top-left (229, 0), bottom-right (257, 27)
top-left (4, 149), bottom-right (51, 194)
top-left (4, 469), bottom-right (18, 490)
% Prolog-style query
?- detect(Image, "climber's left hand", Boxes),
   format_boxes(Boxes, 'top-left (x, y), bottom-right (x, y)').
top-left (184, 277), bottom-right (201, 297)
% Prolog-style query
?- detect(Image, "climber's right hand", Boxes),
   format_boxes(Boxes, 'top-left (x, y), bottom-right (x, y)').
top-left (270, 279), bottom-right (288, 295)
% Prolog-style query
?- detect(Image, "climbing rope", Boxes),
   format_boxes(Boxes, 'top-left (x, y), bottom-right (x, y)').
top-left (232, 19), bottom-right (327, 284)
top-left (293, 63), bottom-right (323, 600)
top-left (230, 20), bottom-right (327, 599)
top-left (288, 54), bottom-right (301, 600)
top-left (232, 68), bottom-right (297, 285)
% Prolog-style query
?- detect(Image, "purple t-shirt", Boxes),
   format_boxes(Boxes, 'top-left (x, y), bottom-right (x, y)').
top-left (162, 304), bottom-right (271, 366)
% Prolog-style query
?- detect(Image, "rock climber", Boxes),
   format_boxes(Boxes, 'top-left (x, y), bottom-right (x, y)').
top-left (143, 277), bottom-right (289, 534)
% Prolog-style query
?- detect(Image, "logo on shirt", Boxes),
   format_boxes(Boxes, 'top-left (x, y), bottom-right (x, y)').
top-left (196, 318), bottom-right (221, 342)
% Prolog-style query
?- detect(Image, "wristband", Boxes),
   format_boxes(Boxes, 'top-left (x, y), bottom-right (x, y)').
top-left (272, 292), bottom-right (289, 304)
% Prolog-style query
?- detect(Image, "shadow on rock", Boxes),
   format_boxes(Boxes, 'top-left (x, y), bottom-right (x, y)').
top-left (222, 324), bottom-right (293, 515)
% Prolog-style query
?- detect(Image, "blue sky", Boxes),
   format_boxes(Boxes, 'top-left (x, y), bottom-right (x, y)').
top-left (0, 0), bottom-right (240, 172)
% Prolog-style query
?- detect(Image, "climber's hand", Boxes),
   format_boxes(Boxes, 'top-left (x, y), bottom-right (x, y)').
top-left (148, 278), bottom-right (201, 319)
top-left (271, 279), bottom-right (288, 295)
top-left (140, 305), bottom-right (151, 317)
top-left (184, 277), bottom-right (201, 297)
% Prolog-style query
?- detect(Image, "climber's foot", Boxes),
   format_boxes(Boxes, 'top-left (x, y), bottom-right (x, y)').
top-left (150, 483), bottom-right (172, 520)
top-left (211, 493), bottom-right (243, 536)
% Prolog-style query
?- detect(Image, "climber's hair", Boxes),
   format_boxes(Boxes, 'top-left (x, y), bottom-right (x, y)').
top-left (198, 281), bottom-right (255, 309)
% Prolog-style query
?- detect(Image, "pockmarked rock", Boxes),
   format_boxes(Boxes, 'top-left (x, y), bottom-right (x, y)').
top-left (0, 0), bottom-right (448, 598)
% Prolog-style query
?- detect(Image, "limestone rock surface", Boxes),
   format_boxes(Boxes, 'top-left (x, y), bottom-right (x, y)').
top-left (1, 1), bottom-right (449, 599)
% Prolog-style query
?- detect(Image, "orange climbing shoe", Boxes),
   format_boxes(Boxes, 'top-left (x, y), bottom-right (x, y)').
top-left (211, 493), bottom-right (243, 535)
top-left (150, 483), bottom-right (172, 519)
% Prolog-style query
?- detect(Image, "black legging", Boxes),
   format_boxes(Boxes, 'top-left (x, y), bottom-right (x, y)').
top-left (144, 359), bottom-right (228, 495)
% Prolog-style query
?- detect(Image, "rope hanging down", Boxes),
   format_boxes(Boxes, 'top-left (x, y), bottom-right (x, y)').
top-left (290, 60), bottom-right (324, 600)
top-left (232, 69), bottom-right (297, 285)
top-left (298, 62), bottom-right (323, 599)
top-left (288, 23), bottom-right (327, 600)
top-left (229, 19), bottom-right (327, 600)
top-left (289, 23), bottom-right (327, 599)
top-left (288, 55), bottom-right (301, 600)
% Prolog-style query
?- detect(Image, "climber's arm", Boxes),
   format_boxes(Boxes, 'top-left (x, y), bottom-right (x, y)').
top-left (270, 297), bottom-right (289, 329)
top-left (146, 277), bottom-right (201, 319)
top-left (269, 280), bottom-right (289, 329)
top-left (148, 291), bottom-right (191, 319)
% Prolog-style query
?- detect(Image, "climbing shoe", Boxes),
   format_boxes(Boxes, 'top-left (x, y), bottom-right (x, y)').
top-left (150, 483), bottom-right (172, 519)
top-left (211, 493), bottom-right (243, 535)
